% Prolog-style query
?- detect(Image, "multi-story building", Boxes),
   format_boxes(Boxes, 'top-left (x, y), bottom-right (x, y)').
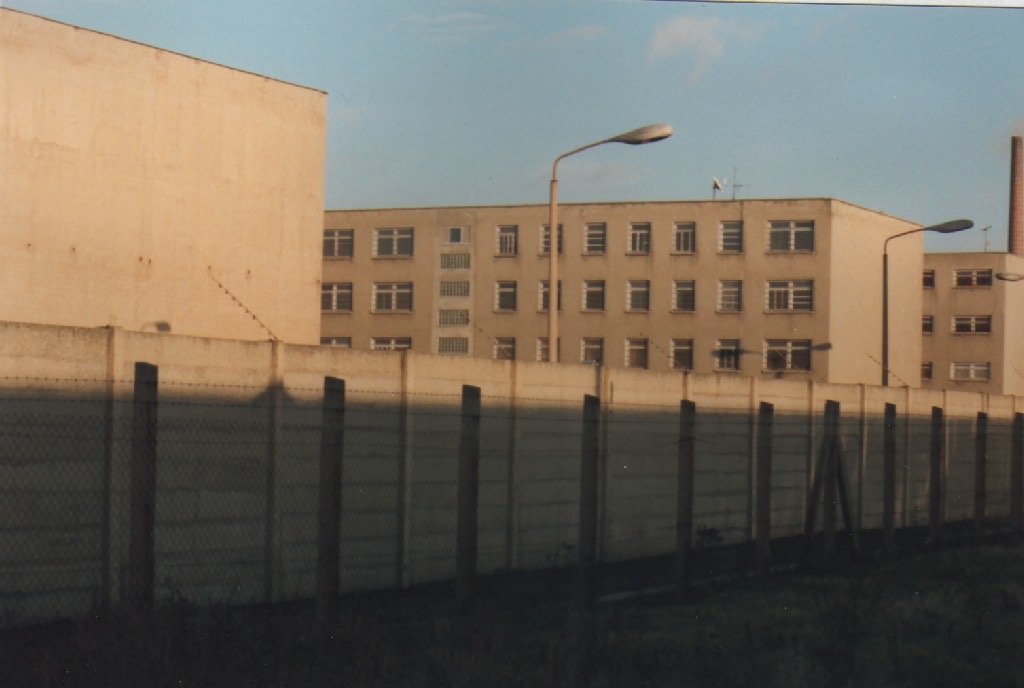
top-left (321, 198), bottom-right (923, 385)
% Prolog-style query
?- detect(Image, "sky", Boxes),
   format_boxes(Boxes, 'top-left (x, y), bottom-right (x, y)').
top-left (5, 0), bottom-right (1024, 252)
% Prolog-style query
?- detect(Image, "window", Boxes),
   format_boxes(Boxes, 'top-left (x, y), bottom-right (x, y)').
top-left (671, 339), bottom-right (694, 371)
top-left (585, 223), bottom-right (606, 254)
top-left (439, 281), bottom-right (470, 298)
top-left (539, 280), bottom-right (562, 311)
top-left (673, 222), bottom-right (696, 254)
top-left (537, 337), bottom-right (560, 362)
top-left (581, 338), bottom-right (603, 365)
top-left (954, 269), bottom-right (993, 287)
top-left (625, 338), bottom-right (649, 369)
top-left (371, 337), bottom-right (412, 351)
top-left (765, 340), bottom-right (812, 372)
top-left (497, 225), bottom-right (518, 256)
top-left (321, 283), bottom-right (352, 312)
top-left (719, 221), bottom-right (743, 253)
top-left (541, 224), bottom-right (563, 254)
top-left (950, 362), bottom-right (991, 381)
top-left (438, 309), bottom-right (469, 326)
top-left (952, 315), bottom-right (992, 334)
top-left (440, 253), bottom-right (470, 270)
top-left (495, 281), bottom-right (517, 311)
top-left (374, 227), bottom-right (413, 257)
top-left (628, 223), bottom-right (652, 254)
top-left (766, 280), bottom-right (813, 311)
top-left (714, 339), bottom-right (742, 371)
top-left (717, 280), bottom-right (743, 312)
top-left (626, 280), bottom-right (650, 312)
top-left (922, 270), bottom-right (936, 288)
top-left (922, 315), bottom-right (934, 334)
top-left (768, 221), bottom-right (814, 252)
top-left (320, 337), bottom-right (352, 348)
top-left (447, 227), bottom-right (468, 244)
top-left (921, 362), bottom-right (933, 381)
top-left (323, 229), bottom-right (353, 258)
top-left (372, 282), bottom-right (413, 312)
top-left (494, 337), bottom-right (516, 361)
top-left (438, 337), bottom-right (469, 355)
top-left (582, 280), bottom-right (605, 311)
top-left (673, 280), bottom-right (696, 312)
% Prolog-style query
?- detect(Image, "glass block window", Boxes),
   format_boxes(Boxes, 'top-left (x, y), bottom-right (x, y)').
top-left (438, 337), bottom-right (469, 355)
top-left (440, 253), bottom-right (470, 270)
top-left (439, 281), bottom-right (470, 298)
top-left (438, 309), bottom-right (469, 326)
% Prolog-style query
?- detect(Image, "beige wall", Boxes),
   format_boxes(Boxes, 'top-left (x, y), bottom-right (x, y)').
top-left (0, 9), bottom-right (327, 344)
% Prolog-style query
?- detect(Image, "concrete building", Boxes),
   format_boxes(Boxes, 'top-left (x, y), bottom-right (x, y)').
top-left (1, 9), bottom-right (327, 344)
top-left (321, 198), bottom-right (923, 385)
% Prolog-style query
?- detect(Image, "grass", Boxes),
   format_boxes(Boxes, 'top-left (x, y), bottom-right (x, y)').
top-left (2, 544), bottom-right (1023, 687)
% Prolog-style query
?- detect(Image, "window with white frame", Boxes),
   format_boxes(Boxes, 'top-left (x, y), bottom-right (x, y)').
top-left (581, 338), bottom-right (603, 365)
top-left (320, 337), bottom-right (352, 348)
top-left (438, 337), bottom-right (469, 355)
top-left (495, 281), bottom-right (517, 311)
top-left (714, 339), bottom-right (741, 371)
top-left (438, 309), bottom-right (469, 326)
top-left (765, 279), bottom-right (813, 311)
top-left (671, 339), bottom-right (694, 371)
top-left (539, 280), bottom-right (562, 312)
top-left (625, 338), bottom-right (649, 369)
top-left (922, 315), bottom-right (934, 334)
top-left (446, 227), bottom-right (468, 244)
top-left (440, 253), bottom-right (470, 270)
top-left (952, 315), bottom-right (992, 334)
top-left (374, 227), bottom-right (413, 257)
top-left (950, 362), bottom-right (991, 381)
top-left (719, 221), bottom-right (743, 253)
top-left (923, 270), bottom-right (936, 288)
top-left (626, 280), bottom-right (650, 312)
top-left (540, 224), bottom-right (563, 255)
top-left (439, 281), bottom-right (470, 298)
top-left (628, 223), bottom-right (652, 254)
top-left (717, 280), bottom-right (743, 312)
top-left (496, 225), bottom-right (518, 256)
top-left (765, 339), bottom-right (812, 372)
top-left (323, 229), bottom-right (353, 258)
top-left (537, 337), bottom-right (560, 362)
top-left (582, 280), bottom-right (605, 311)
top-left (494, 337), bottom-right (516, 360)
top-left (673, 222), bottom-right (696, 254)
top-left (372, 282), bottom-right (413, 312)
top-left (768, 220), bottom-right (814, 252)
top-left (371, 337), bottom-right (412, 351)
top-left (321, 283), bottom-right (352, 312)
top-left (921, 362), bottom-right (933, 381)
top-left (673, 280), bottom-right (696, 312)
top-left (584, 223), bottom-right (606, 254)
top-left (954, 269), bottom-right (993, 287)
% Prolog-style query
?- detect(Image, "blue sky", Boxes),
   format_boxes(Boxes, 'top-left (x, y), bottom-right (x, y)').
top-left (6, 0), bottom-right (1024, 251)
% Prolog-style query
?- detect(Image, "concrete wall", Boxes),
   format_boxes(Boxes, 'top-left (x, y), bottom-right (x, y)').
top-left (0, 320), bottom-right (1019, 628)
top-left (0, 9), bottom-right (327, 344)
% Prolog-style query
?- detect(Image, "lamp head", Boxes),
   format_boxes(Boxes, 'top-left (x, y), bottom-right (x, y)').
top-left (923, 219), bottom-right (973, 234)
top-left (608, 123), bottom-right (673, 146)
top-left (996, 272), bottom-right (1024, 282)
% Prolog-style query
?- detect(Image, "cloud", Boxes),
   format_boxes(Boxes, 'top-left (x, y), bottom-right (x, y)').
top-left (402, 11), bottom-right (498, 45)
top-left (647, 16), bottom-right (756, 83)
top-left (546, 24), bottom-right (607, 45)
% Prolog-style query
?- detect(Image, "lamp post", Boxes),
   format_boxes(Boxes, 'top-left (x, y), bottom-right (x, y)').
top-left (882, 219), bottom-right (973, 386)
top-left (546, 124), bottom-right (673, 361)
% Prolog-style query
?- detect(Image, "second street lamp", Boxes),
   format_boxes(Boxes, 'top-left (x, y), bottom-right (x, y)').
top-left (882, 219), bottom-right (973, 386)
top-left (546, 124), bottom-right (673, 362)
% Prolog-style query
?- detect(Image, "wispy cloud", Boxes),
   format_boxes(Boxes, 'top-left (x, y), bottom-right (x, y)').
top-left (402, 11), bottom-right (498, 45)
top-left (546, 24), bottom-right (607, 46)
top-left (647, 16), bottom-right (758, 83)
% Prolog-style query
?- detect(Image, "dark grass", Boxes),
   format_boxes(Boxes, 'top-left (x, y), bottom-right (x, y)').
top-left (2, 543), bottom-right (1023, 688)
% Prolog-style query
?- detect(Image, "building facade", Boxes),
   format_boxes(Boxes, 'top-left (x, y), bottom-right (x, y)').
top-left (1, 9), bottom-right (327, 344)
top-left (322, 198), bottom-right (923, 385)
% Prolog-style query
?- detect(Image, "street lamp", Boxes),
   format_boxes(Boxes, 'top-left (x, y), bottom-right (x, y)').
top-left (996, 272), bottom-right (1024, 282)
top-left (882, 219), bottom-right (973, 386)
top-left (546, 124), bottom-right (673, 361)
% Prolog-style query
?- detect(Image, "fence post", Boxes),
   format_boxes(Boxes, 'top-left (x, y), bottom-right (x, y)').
top-left (1012, 413), bottom-right (1024, 534)
top-left (577, 394), bottom-right (600, 609)
top-left (316, 377), bottom-right (345, 627)
top-left (882, 402), bottom-right (897, 558)
top-left (929, 406), bottom-right (945, 547)
top-left (974, 412), bottom-right (988, 544)
top-left (126, 362), bottom-right (158, 614)
top-left (822, 400), bottom-right (840, 562)
top-left (676, 400), bottom-right (696, 589)
top-left (456, 385), bottom-right (481, 611)
top-left (755, 402), bottom-right (774, 578)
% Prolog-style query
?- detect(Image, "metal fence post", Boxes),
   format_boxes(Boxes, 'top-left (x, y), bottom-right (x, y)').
top-left (676, 400), bottom-right (696, 589)
top-left (578, 394), bottom-right (600, 609)
top-left (1012, 413), bottom-right (1024, 534)
top-left (929, 406), bottom-right (945, 547)
top-left (755, 402), bottom-right (774, 577)
top-left (882, 402), bottom-right (897, 558)
top-left (456, 385), bottom-right (482, 611)
top-left (126, 362), bottom-right (158, 614)
top-left (974, 411), bottom-right (987, 544)
top-left (822, 400), bottom-right (840, 562)
top-left (316, 377), bottom-right (345, 627)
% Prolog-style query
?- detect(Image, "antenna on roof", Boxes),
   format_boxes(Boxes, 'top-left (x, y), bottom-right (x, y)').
top-left (731, 166), bottom-right (745, 201)
top-left (712, 177), bottom-right (724, 200)
top-left (982, 225), bottom-right (992, 252)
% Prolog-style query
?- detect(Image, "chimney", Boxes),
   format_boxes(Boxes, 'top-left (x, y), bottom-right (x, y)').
top-left (1010, 135), bottom-right (1023, 256)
